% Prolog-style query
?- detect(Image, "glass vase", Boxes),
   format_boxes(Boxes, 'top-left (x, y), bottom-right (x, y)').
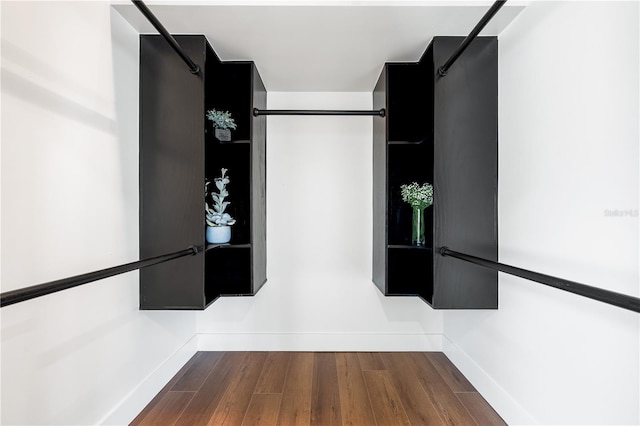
top-left (412, 206), bottom-right (426, 247)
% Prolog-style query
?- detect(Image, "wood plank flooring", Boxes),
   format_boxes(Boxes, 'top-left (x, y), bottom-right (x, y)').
top-left (131, 352), bottom-right (506, 426)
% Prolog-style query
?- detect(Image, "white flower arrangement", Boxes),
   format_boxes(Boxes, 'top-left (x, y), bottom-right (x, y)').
top-left (206, 109), bottom-right (237, 130)
top-left (401, 182), bottom-right (434, 209)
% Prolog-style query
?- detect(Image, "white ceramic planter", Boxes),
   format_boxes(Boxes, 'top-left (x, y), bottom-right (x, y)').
top-left (206, 226), bottom-right (231, 244)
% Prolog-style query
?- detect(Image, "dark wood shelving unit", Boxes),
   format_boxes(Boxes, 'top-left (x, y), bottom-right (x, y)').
top-left (140, 35), bottom-right (266, 310)
top-left (373, 36), bottom-right (498, 309)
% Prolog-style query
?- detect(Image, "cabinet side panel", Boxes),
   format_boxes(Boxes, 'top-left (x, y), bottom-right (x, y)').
top-left (418, 44), bottom-right (435, 303)
top-left (251, 64), bottom-right (267, 293)
top-left (204, 40), bottom-right (223, 304)
top-left (139, 35), bottom-right (206, 309)
top-left (433, 37), bottom-right (498, 309)
top-left (372, 67), bottom-right (387, 294)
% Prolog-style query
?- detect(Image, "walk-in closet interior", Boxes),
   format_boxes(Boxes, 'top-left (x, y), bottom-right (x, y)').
top-left (1, 1), bottom-right (638, 425)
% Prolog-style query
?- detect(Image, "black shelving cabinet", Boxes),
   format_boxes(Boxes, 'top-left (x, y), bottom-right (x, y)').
top-left (373, 36), bottom-right (498, 309)
top-left (140, 35), bottom-right (266, 310)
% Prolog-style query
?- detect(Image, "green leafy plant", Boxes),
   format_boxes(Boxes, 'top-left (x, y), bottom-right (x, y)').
top-left (206, 168), bottom-right (236, 227)
top-left (401, 182), bottom-right (434, 209)
top-left (206, 109), bottom-right (237, 130)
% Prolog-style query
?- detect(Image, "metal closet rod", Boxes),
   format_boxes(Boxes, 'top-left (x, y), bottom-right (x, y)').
top-left (438, 0), bottom-right (507, 77)
top-left (0, 245), bottom-right (221, 308)
top-left (132, 0), bottom-right (200, 74)
top-left (253, 108), bottom-right (385, 117)
top-left (440, 247), bottom-right (640, 314)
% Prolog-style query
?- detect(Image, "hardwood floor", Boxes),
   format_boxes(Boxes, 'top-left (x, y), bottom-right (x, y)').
top-left (131, 352), bottom-right (506, 426)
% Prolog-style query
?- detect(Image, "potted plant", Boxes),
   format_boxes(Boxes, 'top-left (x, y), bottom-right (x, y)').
top-left (400, 182), bottom-right (433, 246)
top-left (206, 109), bottom-right (237, 142)
top-left (206, 168), bottom-right (236, 244)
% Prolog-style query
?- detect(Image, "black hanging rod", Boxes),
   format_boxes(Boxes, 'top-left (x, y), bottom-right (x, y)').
top-left (438, 0), bottom-right (507, 77)
top-left (0, 245), bottom-right (212, 308)
top-left (253, 108), bottom-right (385, 117)
top-left (440, 247), bottom-right (640, 314)
top-left (132, 0), bottom-right (200, 74)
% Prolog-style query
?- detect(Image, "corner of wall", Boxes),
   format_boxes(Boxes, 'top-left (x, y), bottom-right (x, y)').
top-left (442, 334), bottom-right (537, 425)
top-left (99, 334), bottom-right (198, 425)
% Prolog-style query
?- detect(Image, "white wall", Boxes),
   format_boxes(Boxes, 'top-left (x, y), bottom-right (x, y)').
top-left (197, 92), bottom-right (443, 350)
top-left (444, 1), bottom-right (639, 425)
top-left (0, 3), bottom-right (196, 424)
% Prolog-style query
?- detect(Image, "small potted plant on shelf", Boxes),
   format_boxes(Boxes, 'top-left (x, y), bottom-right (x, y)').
top-left (206, 109), bottom-right (237, 142)
top-left (206, 168), bottom-right (236, 244)
top-left (400, 182), bottom-right (433, 247)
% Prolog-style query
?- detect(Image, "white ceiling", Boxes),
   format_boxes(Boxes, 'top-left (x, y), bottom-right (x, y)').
top-left (113, 1), bottom-right (526, 91)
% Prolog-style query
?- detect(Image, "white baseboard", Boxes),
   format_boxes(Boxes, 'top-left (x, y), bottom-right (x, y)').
top-left (99, 335), bottom-right (198, 425)
top-left (442, 335), bottom-right (537, 425)
top-left (196, 332), bottom-right (444, 352)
